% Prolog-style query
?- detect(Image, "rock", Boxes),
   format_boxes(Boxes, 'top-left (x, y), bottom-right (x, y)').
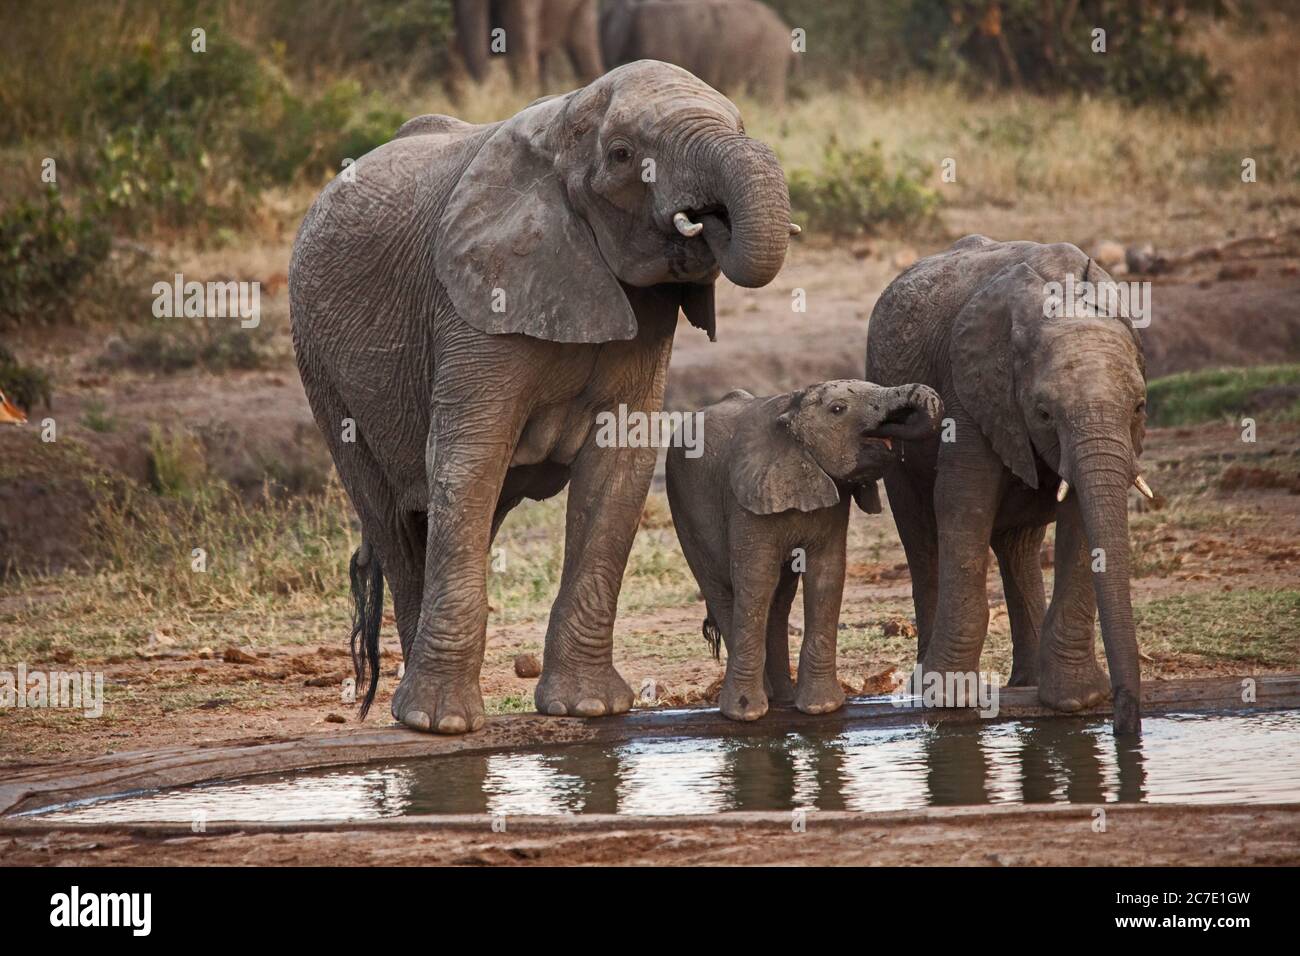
top-left (861, 667), bottom-right (906, 695)
top-left (197, 647), bottom-right (215, 660)
top-left (340, 677), bottom-right (356, 704)
top-left (1217, 263), bottom-right (1257, 281)
top-left (304, 674), bottom-right (345, 687)
top-left (1091, 239), bottom-right (1126, 271)
top-left (513, 653), bottom-right (542, 679)
top-left (222, 646), bottom-right (258, 664)
top-left (146, 631), bottom-right (175, 649)
top-left (881, 618), bottom-right (917, 639)
top-left (1126, 242), bottom-right (1157, 274)
top-left (325, 713), bottom-right (347, 724)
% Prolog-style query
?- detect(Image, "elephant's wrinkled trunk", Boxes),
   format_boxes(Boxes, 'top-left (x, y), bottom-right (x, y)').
top-left (1070, 429), bottom-right (1142, 735)
top-left (698, 135), bottom-right (791, 288)
top-left (876, 384), bottom-right (944, 441)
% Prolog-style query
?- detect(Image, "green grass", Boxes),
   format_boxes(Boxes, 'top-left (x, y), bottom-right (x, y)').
top-left (1145, 364), bottom-right (1300, 427)
top-left (1136, 589), bottom-right (1300, 667)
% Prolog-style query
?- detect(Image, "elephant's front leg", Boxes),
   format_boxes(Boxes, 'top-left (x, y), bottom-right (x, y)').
top-left (533, 411), bottom-right (658, 718)
top-left (925, 424), bottom-right (1004, 696)
top-left (391, 395), bottom-right (527, 734)
top-left (1039, 495), bottom-right (1110, 711)
top-left (794, 526), bottom-right (848, 716)
top-left (720, 536), bottom-right (783, 721)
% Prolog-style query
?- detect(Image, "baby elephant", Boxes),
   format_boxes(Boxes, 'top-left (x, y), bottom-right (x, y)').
top-left (667, 380), bottom-right (943, 720)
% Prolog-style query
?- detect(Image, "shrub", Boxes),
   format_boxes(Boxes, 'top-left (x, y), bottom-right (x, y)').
top-left (100, 317), bottom-right (276, 374)
top-left (787, 138), bottom-right (940, 236)
top-left (0, 345), bottom-right (53, 412)
top-left (0, 189), bottom-right (109, 328)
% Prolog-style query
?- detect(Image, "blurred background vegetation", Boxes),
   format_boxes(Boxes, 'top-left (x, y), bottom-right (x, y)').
top-left (0, 0), bottom-right (1279, 331)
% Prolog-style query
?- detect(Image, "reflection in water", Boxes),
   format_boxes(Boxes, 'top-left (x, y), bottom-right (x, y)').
top-left (31, 710), bottom-right (1300, 823)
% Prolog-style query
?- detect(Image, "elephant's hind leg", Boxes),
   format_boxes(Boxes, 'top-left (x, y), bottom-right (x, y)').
top-left (883, 468), bottom-right (938, 662)
top-left (991, 524), bottom-right (1047, 686)
top-left (764, 569), bottom-right (799, 706)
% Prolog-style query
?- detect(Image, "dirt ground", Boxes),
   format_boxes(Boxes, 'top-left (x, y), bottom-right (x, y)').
top-left (2, 804), bottom-right (1296, 866)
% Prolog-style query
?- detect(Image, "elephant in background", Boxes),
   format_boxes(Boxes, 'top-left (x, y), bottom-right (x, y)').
top-left (667, 381), bottom-right (943, 721)
top-left (454, 0), bottom-right (604, 89)
top-left (866, 236), bottom-right (1149, 734)
top-left (290, 61), bottom-right (794, 734)
top-left (601, 0), bottom-right (795, 105)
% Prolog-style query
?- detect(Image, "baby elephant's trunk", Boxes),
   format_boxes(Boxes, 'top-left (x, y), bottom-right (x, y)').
top-left (875, 384), bottom-right (944, 441)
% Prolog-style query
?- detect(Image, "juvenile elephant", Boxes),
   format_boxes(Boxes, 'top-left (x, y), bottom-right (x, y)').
top-left (290, 61), bottom-right (795, 734)
top-left (454, 0), bottom-right (604, 89)
top-left (601, 0), bottom-right (795, 105)
top-left (666, 381), bottom-right (943, 720)
top-left (866, 236), bottom-right (1150, 734)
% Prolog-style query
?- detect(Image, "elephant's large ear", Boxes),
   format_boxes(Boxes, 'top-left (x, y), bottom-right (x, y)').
top-left (729, 393), bottom-right (841, 515)
top-left (951, 261), bottom-right (1040, 488)
top-left (436, 96), bottom-right (638, 343)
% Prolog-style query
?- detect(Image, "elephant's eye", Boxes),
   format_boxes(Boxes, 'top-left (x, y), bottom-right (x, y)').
top-left (1135, 401), bottom-right (1147, 415)
top-left (1036, 406), bottom-right (1052, 423)
top-left (608, 144), bottom-right (633, 165)
top-left (830, 403), bottom-right (847, 415)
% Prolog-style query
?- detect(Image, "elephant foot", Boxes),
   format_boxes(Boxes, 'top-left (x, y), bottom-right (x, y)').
top-left (1006, 659), bottom-right (1038, 687)
top-left (794, 673), bottom-right (845, 716)
top-left (1037, 656), bottom-right (1110, 713)
top-left (391, 666), bottom-right (485, 735)
top-left (719, 675), bottom-right (768, 721)
top-left (535, 662), bottom-right (634, 718)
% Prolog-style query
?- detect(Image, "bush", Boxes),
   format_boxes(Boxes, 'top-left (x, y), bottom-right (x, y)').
top-left (0, 345), bottom-right (53, 412)
top-left (769, 0), bottom-right (1229, 111)
top-left (0, 189), bottom-right (109, 328)
top-left (787, 138), bottom-right (940, 236)
top-left (87, 37), bottom-right (404, 230)
top-left (100, 317), bottom-right (276, 374)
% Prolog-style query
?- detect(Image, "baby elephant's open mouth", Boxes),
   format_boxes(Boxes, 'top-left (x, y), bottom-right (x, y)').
top-left (861, 435), bottom-right (893, 450)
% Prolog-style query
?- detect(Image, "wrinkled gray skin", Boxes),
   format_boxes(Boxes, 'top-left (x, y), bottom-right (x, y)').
top-left (455, 0), bottom-right (604, 89)
top-left (666, 381), bottom-right (944, 721)
top-left (866, 236), bottom-right (1147, 735)
top-left (601, 0), bottom-right (794, 105)
top-left (290, 61), bottom-right (792, 734)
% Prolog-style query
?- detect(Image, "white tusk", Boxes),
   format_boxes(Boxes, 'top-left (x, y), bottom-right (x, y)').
top-left (1134, 475), bottom-right (1154, 499)
top-left (673, 212), bottom-right (703, 237)
top-left (789, 222), bottom-right (802, 236)
top-left (1056, 479), bottom-right (1070, 502)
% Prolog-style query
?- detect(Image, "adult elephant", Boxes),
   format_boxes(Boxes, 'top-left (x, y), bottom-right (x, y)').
top-left (454, 0), bottom-right (604, 89)
top-left (290, 61), bottom-right (794, 734)
top-left (866, 236), bottom-right (1149, 735)
top-left (601, 0), bottom-right (795, 105)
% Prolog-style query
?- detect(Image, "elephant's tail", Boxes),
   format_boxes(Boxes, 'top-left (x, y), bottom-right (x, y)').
top-left (348, 541), bottom-right (384, 719)
top-left (702, 616), bottom-right (722, 661)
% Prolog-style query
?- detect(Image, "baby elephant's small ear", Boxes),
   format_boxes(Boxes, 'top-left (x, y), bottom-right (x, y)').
top-left (730, 396), bottom-right (840, 515)
top-left (852, 481), bottom-right (882, 514)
